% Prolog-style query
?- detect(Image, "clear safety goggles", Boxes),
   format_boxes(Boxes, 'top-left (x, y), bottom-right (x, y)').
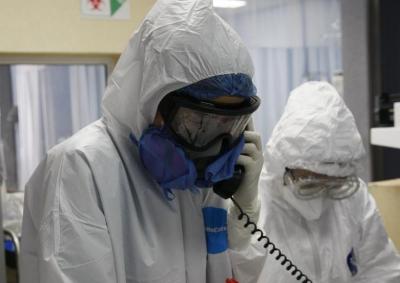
top-left (283, 169), bottom-right (360, 200)
top-left (159, 93), bottom-right (260, 151)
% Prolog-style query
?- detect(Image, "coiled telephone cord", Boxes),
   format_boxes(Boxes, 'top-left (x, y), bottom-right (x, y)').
top-left (230, 197), bottom-right (313, 283)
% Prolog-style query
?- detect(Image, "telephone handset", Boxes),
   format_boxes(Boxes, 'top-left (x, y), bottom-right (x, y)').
top-left (213, 165), bottom-right (244, 199)
top-left (213, 121), bottom-right (313, 283)
top-left (213, 119), bottom-right (253, 198)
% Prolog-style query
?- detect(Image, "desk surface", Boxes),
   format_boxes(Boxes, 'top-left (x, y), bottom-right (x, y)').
top-left (369, 180), bottom-right (400, 251)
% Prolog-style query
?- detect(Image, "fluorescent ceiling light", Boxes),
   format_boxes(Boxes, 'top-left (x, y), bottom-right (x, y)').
top-left (213, 0), bottom-right (247, 9)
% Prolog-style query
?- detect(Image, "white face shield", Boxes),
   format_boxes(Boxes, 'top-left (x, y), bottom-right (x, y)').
top-left (283, 168), bottom-right (360, 200)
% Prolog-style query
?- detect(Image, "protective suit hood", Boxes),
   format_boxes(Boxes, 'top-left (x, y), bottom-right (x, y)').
top-left (264, 81), bottom-right (365, 188)
top-left (102, 0), bottom-right (254, 139)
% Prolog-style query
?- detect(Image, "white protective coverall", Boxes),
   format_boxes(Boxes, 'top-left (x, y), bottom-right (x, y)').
top-left (20, 0), bottom-right (265, 282)
top-left (257, 81), bottom-right (400, 283)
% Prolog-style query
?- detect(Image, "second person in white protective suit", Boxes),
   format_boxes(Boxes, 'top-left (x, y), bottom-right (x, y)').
top-left (20, 0), bottom-right (267, 282)
top-left (257, 81), bottom-right (400, 283)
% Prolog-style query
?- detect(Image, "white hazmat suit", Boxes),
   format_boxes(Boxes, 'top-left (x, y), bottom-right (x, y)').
top-left (20, 0), bottom-right (265, 282)
top-left (257, 82), bottom-right (400, 283)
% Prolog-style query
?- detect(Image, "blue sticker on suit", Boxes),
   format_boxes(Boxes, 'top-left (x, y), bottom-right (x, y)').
top-left (202, 207), bottom-right (228, 254)
top-left (347, 248), bottom-right (358, 276)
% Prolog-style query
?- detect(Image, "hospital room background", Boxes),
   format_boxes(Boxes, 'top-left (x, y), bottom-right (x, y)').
top-left (0, 0), bottom-right (399, 282)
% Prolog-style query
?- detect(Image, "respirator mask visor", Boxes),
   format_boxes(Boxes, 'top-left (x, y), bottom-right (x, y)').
top-left (158, 92), bottom-right (260, 152)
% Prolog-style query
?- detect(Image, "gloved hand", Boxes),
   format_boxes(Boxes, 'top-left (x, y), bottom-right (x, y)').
top-left (234, 131), bottom-right (263, 207)
top-left (228, 130), bottom-right (264, 251)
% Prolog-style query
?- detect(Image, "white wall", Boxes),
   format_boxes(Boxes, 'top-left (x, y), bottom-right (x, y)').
top-left (0, 0), bottom-right (156, 55)
top-left (341, 0), bottom-right (372, 181)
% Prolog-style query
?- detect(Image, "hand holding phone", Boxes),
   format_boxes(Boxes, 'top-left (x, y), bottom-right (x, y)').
top-left (214, 121), bottom-right (313, 282)
top-left (214, 119), bottom-right (263, 203)
top-left (232, 129), bottom-right (263, 207)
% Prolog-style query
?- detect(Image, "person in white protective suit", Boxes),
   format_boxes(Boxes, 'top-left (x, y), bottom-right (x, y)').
top-left (20, 0), bottom-right (267, 282)
top-left (257, 81), bottom-right (400, 283)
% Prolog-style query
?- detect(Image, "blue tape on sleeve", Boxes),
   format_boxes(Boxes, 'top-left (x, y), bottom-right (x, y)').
top-left (202, 207), bottom-right (228, 254)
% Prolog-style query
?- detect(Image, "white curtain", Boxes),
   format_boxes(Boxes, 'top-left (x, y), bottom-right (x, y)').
top-left (216, 0), bottom-right (342, 145)
top-left (69, 66), bottom-right (106, 132)
top-left (11, 65), bottom-right (106, 191)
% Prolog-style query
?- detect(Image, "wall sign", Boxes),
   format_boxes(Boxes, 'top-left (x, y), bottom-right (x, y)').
top-left (81, 0), bottom-right (130, 20)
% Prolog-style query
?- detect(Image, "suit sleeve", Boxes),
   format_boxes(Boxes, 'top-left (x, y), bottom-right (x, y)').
top-left (20, 150), bottom-right (117, 283)
top-left (228, 198), bottom-right (267, 283)
top-left (354, 184), bottom-right (400, 283)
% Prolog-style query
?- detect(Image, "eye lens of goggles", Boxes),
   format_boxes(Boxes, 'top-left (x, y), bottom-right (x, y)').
top-left (170, 108), bottom-right (251, 149)
top-left (283, 170), bottom-right (360, 200)
top-left (159, 94), bottom-right (260, 150)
